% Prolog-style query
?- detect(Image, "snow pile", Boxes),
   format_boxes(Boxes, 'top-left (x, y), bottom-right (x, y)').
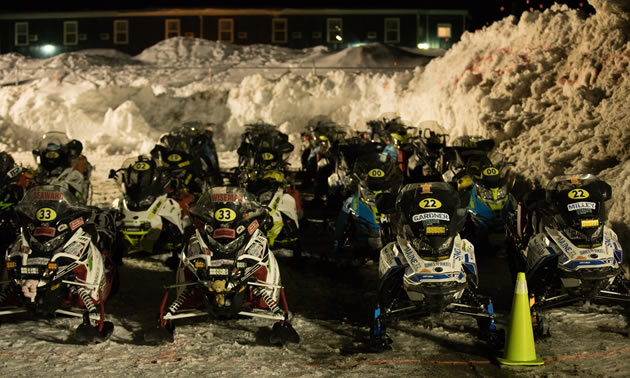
top-left (0, 1), bottom-right (629, 248)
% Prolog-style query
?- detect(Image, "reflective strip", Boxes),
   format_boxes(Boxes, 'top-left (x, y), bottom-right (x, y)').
top-left (515, 279), bottom-right (528, 295)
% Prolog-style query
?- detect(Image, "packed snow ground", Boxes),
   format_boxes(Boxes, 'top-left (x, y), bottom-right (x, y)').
top-left (2, 0), bottom-right (630, 376)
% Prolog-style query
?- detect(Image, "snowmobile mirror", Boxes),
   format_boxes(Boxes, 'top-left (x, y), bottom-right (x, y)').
top-left (600, 181), bottom-right (612, 201)
top-left (376, 193), bottom-right (396, 214)
top-left (108, 169), bottom-right (118, 179)
top-left (67, 139), bottom-right (83, 156)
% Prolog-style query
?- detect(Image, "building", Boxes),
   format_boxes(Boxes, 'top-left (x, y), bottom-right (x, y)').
top-left (0, 7), bottom-right (470, 58)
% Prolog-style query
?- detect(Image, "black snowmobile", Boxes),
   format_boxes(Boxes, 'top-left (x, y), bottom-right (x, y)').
top-left (505, 173), bottom-right (630, 337)
top-left (370, 182), bottom-right (503, 350)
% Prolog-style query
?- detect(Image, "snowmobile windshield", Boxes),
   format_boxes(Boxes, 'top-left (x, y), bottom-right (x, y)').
top-left (117, 156), bottom-right (164, 210)
top-left (395, 182), bottom-right (467, 260)
top-left (16, 185), bottom-right (88, 256)
top-left (246, 169), bottom-right (283, 203)
top-left (36, 132), bottom-right (71, 171)
top-left (191, 186), bottom-right (266, 255)
top-left (545, 174), bottom-right (609, 248)
top-left (353, 152), bottom-right (403, 205)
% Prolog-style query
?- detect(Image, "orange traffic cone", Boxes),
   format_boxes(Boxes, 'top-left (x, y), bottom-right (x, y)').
top-left (497, 272), bottom-right (544, 366)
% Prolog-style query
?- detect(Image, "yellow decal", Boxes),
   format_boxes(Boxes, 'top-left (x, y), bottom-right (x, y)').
top-left (419, 198), bottom-right (442, 209)
top-left (580, 219), bottom-right (599, 228)
top-left (368, 168), bottom-right (385, 178)
top-left (483, 167), bottom-right (499, 176)
top-left (36, 208), bottom-right (57, 221)
top-left (45, 151), bottom-right (59, 159)
top-left (133, 162), bottom-right (150, 171)
top-left (215, 208), bottom-right (237, 222)
top-left (262, 152), bottom-right (275, 161)
top-left (568, 188), bottom-right (589, 199)
top-left (167, 154), bottom-right (182, 162)
top-left (426, 226), bottom-right (446, 235)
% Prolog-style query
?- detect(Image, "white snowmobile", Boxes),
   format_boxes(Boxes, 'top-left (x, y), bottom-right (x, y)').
top-left (370, 182), bottom-right (503, 350)
top-left (32, 131), bottom-right (92, 205)
top-left (145, 186), bottom-right (299, 345)
top-left (109, 155), bottom-right (191, 267)
top-left (505, 174), bottom-right (630, 336)
top-left (0, 185), bottom-right (118, 343)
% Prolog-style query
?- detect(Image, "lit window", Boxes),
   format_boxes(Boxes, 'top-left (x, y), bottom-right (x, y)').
top-left (64, 21), bottom-right (79, 45)
top-left (327, 18), bottom-right (343, 43)
top-left (218, 18), bottom-right (234, 43)
top-left (113, 20), bottom-right (128, 44)
top-left (437, 23), bottom-right (451, 39)
top-left (384, 18), bottom-right (400, 43)
top-left (165, 19), bottom-right (181, 39)
top-left (272, 18), bottom-right (288, 43)
top-left (15, 22), bottom-right (29, 46)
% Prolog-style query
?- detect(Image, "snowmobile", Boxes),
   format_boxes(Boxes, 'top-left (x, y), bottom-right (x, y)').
top-left (406, 121), bottom-right (449, 183)
top-left (0, 152), bottom-right (33, 255)
top-left (243, 165), bottom-right (301, 258)
top-left (331, 151), bottom-right (404, 264)
top-left (0, 185), bottom-right (118, 343)
top-left (145, 186), bottom-right (300, 345)
top-left (32, 131), bottom-right (92, 205)
top-left (505, 174), bottom-right (630, 337)
top-left (109, 155), bottom-right (191, 268)
top-left (366, 114), bottom-right (416, 178)
top-left (370, 182), bottom-right (503, 350)
top-left (151, 123), bottom-right (221, 197)
top-left (300, 120), bottom-right (347, 207)
top-left (237, 122), bottom-right (295, 172)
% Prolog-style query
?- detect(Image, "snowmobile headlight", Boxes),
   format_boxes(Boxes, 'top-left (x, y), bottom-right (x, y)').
top-left (29, 233), bottom-right (66, 254)
top-left (207, 234), bottom-right (247, 255)
top-left (47, 262), bottom-right (57, 271)
top-left (259, 190), bottom-right (274, 204)
top-left (475, 184), bottom-right (494, 201)
top-left (138, 195), bottom-right (156, 208)
top-left (6, 261), bottom-right (16, 270)
top-left (496, 185), bottom-right (508, 200)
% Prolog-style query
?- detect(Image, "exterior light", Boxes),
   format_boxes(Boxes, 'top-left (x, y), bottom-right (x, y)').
top-left (41, 45), bottom-right (56, 55)
top-left (417, 43), bottom-right (429, 49)
top-left (335, 35), bottom-right (342, 41)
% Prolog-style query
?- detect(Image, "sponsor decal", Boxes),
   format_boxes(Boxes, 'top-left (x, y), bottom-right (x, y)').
top-left (7, 166), bottom-right (21, 178)
top-left (420, 183), bottom-right (432, 194)
top-left (215, 208), bottom-right (237, 222)
top-left (213, 228), bottom-right (236, 239)
top-left (33, 191), bottom-right (64, 201)
top-left (248, 219), bottom-right (259, 235)
top-left (69, 217), bottom-right (84, 231)
top-left (368, 168), bottom-right (385, 178)
top-left (581, 219), bottom-right (599, 228)
top-left (568, 188), bottom-right (589, 199)
top-left (132, 161), bottom-right (151, 171)
top-left (567, 201), bottom-right (596, 211)
top-left (412, 212), bottom-right (450, 222)
top-left (211, 193), bottom-right (243, 202)
top-left (33, 226), bottom-right (56, 237)
top-left (262, 152), bottom-right (275, 161)
top-left (419, 198), bottom-right (442, 209)
top-left (36, 208), bottom-right (57, 221)
top-left (483, 167), bottom-right (500, 176)
top-left (45, 151), bottom-right (59, 159)
top-left (167, 154), bottom-right (182, 162)
top-left (236, 225), bottom-right (245, 234)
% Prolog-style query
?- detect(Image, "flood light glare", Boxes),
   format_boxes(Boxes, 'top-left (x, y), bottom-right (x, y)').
top-left (335, 35), bottom-right (342, 41)
top-left (41, 44), bottom-right (56, 55)
top-left (417, 43), bottom-right (429, 49)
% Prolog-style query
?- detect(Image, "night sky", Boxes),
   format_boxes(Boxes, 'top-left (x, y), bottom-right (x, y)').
top-left (0, 1), bottom-right (596, 32)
